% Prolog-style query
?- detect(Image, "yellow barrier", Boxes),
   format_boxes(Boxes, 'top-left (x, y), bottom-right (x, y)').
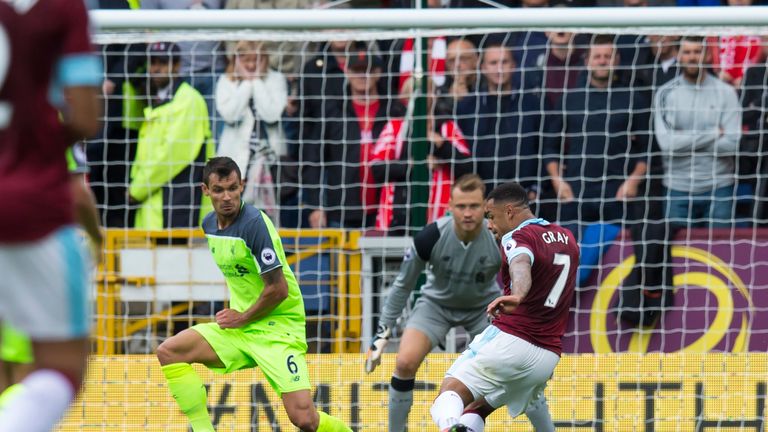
top-left (95, 229), bottom-right (362, 354)
top-left (58, 353), bottom-right (767, 431)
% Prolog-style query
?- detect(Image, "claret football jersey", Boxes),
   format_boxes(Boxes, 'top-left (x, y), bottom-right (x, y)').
top-left (0, 0), bottom-right (100, 243)
top-left (495, 218), bottom-right (580, 356)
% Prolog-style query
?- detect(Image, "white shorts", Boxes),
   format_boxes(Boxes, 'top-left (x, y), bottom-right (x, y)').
top-left (446, 325), bottom-right (560, 417)
top-left (0, 226), bottom-right (92, 340)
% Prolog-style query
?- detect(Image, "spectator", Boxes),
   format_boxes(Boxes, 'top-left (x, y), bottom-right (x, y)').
top-left (370, 112), bottom-right (410, 233)
top-left (528, 30), bottom-right (583, 110)
top-left (465, 0), bottom-right (550, 79)
top-left (85, 1), bottom-right (144, 228)
top-left (455, 43), bottom-right (545, 195)
top-left (524, 31), bottom-right (584, 222)
top-left (215, 40), bottom-right (291, 223)
top-left (424, 38), bottom-right (479, 222)
top-left (544, 34), bottom-right (651, 238)
top-left (303, 50), bottom-right (407, 229)
top-left (442, 38), bottom-right (480, 101)
top-left (621, 34), bottom-right (681, 327)
top-left (654, 35), bottom-right (742, 228)
top-left (128, 42), bottom-right (215, 229)
top-left (396, 36), bottom-right (448, 102)
top-left (504, 0), bottom-right (550, 75)
top-left (426, 95), bottom-right (472, 222)
top-left (636, 35), bottom-right (680, 93)
top-left (740, 34), bottom-right (768, 224)
top-left (296, 40), bottom-right (369, 155)
top-left (141, 0), bottom-right (225, 120)
top-left (707, 0), bottom-right (762, 88)
top-left (615, 0), bottom-right (651, 87)
top-left (225, 0), bottom-right (318, 76)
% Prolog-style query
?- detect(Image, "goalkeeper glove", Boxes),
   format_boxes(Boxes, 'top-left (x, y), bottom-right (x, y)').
top-left (364, 323), bottom-right (391, 374)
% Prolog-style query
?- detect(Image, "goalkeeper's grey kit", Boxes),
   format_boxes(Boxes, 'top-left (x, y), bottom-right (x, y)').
top-left (378, 215), bottom-right (502, 346)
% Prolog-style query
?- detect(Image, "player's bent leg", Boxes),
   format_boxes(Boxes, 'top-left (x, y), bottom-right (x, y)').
top-left (431, 377), bottom-right (475, 431)
top-left (157, 329), bottom-right (225, 432)
top-left (394, 328), bottom-right (433, 378)
top-left (156, 328), bottom-right (225, 367)
top-left (317, 411), bottom-right (353, 432)
top-left (282, 390), bottom-right (318, 431)
top-left (161, 363), bottom-right (214, 432)
top-left (282, 389), bottom-right (352, 432)
top-left (390, 328), bottom-right (433, 432)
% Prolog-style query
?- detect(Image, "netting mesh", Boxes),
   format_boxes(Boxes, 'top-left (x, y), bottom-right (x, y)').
top-left (68, 23), bottom-right (768, 430)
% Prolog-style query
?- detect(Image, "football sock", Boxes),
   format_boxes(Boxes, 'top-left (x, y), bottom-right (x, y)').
top-left (430, 390), bottom-right (464, 430)
top-left (525, 393), bottom-right (555, 432)
top-left (161, 363), bottom-right (214, 432)
top-left (389, 375), bottom-right (415, 432)
top-left (317, 410), bottom-right (352, 432)
top-left (459, 412), bottom-right (485, 432)
top-left (0, 369), bottom-right (75, 432)
top-left (0, 383), bottom-right (24, 409)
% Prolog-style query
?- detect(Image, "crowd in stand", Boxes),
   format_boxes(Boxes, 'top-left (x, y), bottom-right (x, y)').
top-left (88, 0), bottom-right (768, 245)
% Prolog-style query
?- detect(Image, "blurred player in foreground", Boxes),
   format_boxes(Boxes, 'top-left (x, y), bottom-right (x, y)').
top-left (156, 157), bottom-right (351, 432)
top-left (0, 144), bottom-right (102, 406)
top-left (430, 182), bottom-right (579, 432)
top-left (0, 0), bottom-right (101, 429)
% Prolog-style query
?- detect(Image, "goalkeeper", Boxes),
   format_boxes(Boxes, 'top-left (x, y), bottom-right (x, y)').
top-left (156, 157), bottom-right (350, 432)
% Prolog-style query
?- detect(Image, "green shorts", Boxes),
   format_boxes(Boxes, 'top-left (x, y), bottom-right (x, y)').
top-left (191, 323), bottom-right (310, 396)
top-left (0, 324), bottom-right (34, 364)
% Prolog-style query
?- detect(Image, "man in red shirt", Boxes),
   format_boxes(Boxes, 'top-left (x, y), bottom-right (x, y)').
top-left (304, 50), bottom-right (408, 230)
top-left (0, 1), bottom-right (101, 430)
top-left (430, 182), bottom-right (579, 432)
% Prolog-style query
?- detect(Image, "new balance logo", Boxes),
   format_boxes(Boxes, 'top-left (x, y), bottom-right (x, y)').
top-left (235, 264), bottom-right (249, 276)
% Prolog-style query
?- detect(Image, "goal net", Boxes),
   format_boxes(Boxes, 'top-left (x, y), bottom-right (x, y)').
top-left (59, 8), bottom-right (768, 431)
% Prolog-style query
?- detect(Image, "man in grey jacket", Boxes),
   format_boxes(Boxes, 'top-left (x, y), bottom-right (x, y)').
top-left (654, 35), bottom-right (742, 228)
top-left (364, 174), bottom-right (555, 432)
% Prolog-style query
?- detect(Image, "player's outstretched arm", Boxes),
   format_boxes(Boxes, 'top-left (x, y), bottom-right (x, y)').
top-left (365, 223), bottom-right (436, 373)
top-left (215, 267), bottom-right (288, 329)
top-left (364, 243), bottom-right (428, 374)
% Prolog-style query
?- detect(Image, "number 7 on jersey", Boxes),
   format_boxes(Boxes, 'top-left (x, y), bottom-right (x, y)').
top-left (545, 253), bottom-right (571, 308)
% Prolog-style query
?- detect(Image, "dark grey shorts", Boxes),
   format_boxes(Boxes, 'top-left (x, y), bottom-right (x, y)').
top-left (404, 297), bottom-right (491, 349)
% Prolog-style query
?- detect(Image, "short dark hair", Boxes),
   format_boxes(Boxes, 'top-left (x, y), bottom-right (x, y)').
top-left (203, 157), bottom-right (241, 186)
top-left (486, 182), bottom-right (529, 208)
top-left (586, 34), bottom-right (617, 61)
top-left (590, 34), bottom-right (616, 48)
top-left (680, 35), bottom-right (705, 45)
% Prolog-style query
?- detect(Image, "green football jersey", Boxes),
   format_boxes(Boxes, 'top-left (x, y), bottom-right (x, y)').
top-left (202, 204), bottom-right (305, 333)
